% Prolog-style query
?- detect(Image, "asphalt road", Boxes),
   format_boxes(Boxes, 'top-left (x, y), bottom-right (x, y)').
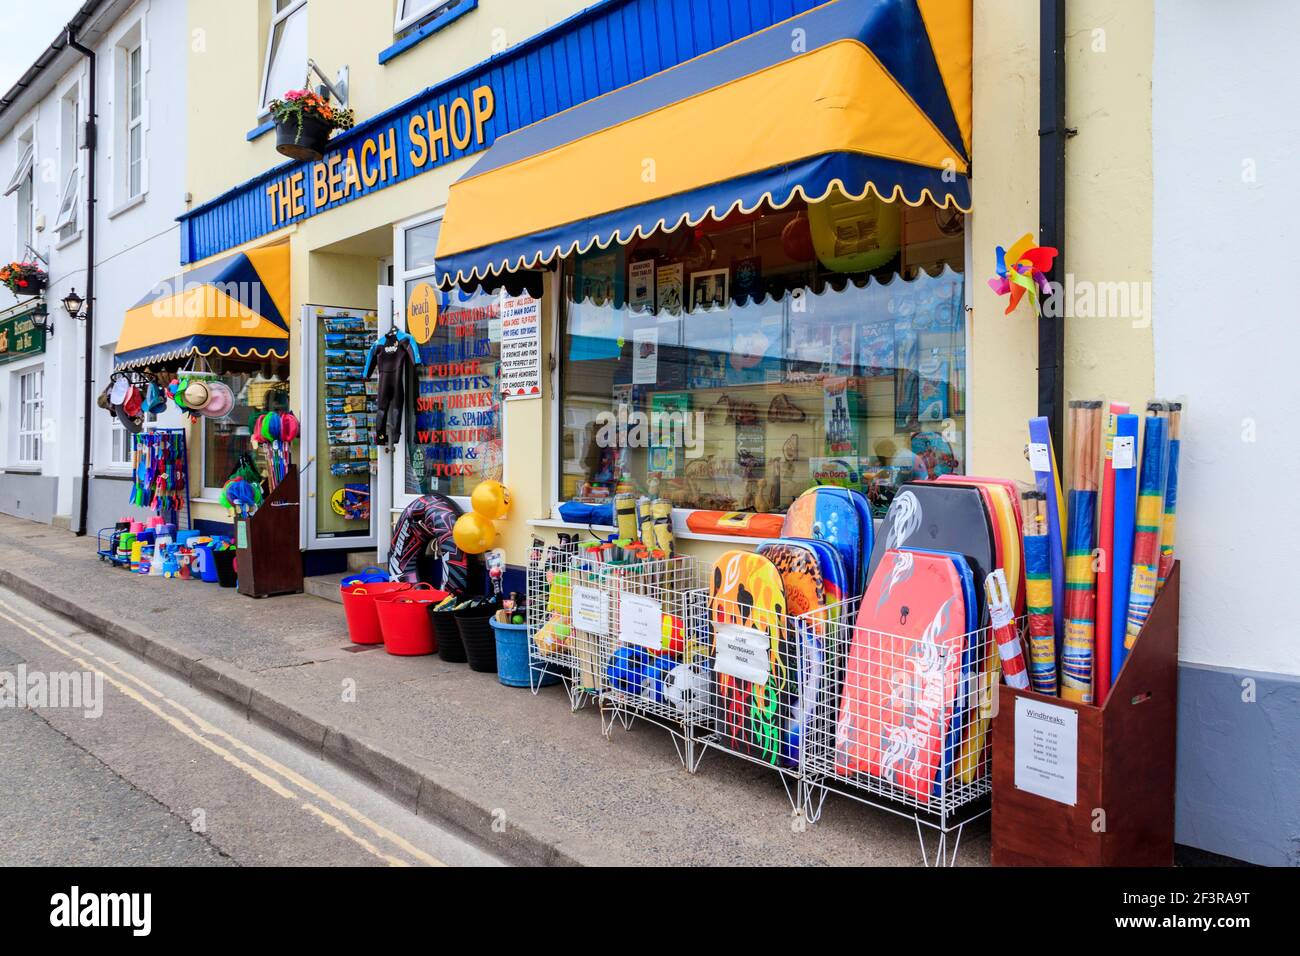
top-left (0, 585), bottom-right (501, 867)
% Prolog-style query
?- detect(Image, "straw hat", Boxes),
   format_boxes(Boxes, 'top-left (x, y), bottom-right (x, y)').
top-left (183, 380), bottom-right (210, 409)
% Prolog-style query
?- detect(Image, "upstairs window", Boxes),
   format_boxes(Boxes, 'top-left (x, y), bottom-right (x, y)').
top-left (260, 0), bottom-right (308, 114)
top-left (55, 86), bottom-right (81, 235)
top-left (5, 138), bottom-right (35, 253)
top-left (395, 0), bottom-right (460, 33)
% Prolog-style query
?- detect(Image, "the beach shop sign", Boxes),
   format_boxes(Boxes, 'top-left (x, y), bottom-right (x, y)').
top-left (263, 86), bottom-right (495, 230)
top-left (178, 0), bottom-right (837, 264)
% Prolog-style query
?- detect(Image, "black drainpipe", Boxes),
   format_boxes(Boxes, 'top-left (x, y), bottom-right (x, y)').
top-left (68, 28), bottom-right (96, 536)
top-left (1038, 0), bottom-right (1071, 463)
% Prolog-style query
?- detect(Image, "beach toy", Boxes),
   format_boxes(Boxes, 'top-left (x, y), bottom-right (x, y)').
top-left (452, 511), bottom-right (495, 555)
top-left (663, 664), bottom-right (708, 715)
top-left (986, 569), bottom-right (1028, 690)
top-left (470, 480), bottom-right (510, 520)
top-left (988, 232), bottom-right (1058, 315)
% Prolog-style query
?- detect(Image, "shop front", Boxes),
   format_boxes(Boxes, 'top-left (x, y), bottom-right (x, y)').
top-left (434, 0), bottom-right (972, 564)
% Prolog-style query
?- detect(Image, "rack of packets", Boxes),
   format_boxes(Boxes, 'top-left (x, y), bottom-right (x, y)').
top-left (322, 311), bottom-right (379, 478)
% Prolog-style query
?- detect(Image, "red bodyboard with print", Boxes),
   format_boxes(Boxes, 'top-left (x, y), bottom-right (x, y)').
top-left (835, 548), bottom-right (966, 803)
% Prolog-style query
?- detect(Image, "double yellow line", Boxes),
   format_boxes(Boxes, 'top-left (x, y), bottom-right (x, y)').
top-left (0, 596), bottom-right (444, 867)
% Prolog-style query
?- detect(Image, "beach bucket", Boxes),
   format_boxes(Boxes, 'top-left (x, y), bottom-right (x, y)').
top-left (213, 548), bottom-right (238, 587)
top-left (456, 600), bottom-right (500, 673)
top-left (340, 581), bottom-right (411, 645)
top-left (374, 586), bottom-right (446, 656)
top-left (341, 566), bottom-right (389, 587)
top-left (429, 605), bottom-right (466, 663)
top-left (491, 617), bottom-right (556, 688)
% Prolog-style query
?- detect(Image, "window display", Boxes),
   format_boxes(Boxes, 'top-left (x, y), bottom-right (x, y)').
top-left (404, 284), bottom-right (503, 498)
top-left (201, 358), bottom-right (290, 491)
top-left (558, 194), bottom-right (966, 517)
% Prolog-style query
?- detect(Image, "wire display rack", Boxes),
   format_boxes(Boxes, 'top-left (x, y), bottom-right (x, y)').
top-left (801, 604), bottom-right (1020, 866)
top-left (526, 538), bottom-right (585, 705)
top-left (684, 590), bottom-right (860, 814)
top-left (577, 554), bottom-right (705, 765)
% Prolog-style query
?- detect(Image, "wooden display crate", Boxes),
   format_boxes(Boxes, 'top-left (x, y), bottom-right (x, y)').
top-left (235, 468), bottom-right (304, 599)
top-left (990, 561), bottom-right (1180, 866)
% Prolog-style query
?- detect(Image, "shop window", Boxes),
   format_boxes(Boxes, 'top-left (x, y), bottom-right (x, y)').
top-left (260, 0), bottom-right (308, 114)
top-left (557, 194), bottom-right (967, 518)
top-left (17, 366), bottom-right (44, 465)
top-left (404, 281), bottom-right (503, 498)
top-left (199, 357), bottom-right (291, 493)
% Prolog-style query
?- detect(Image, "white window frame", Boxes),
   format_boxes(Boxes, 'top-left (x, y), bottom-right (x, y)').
top-left (390, 207), bottom-right (508, 523)
top-left (125, 42), bottom-right (144, 200)
top-left (109, 11), bottom-right (149, 212)
top-left (4, 140), bottom-right (34, 197)
top-left (16, 365), bottom-right (45, 466)
top-left (395, 0), bottom-right (457, 33)
top-left (7, 131), bottom-right (36, 255)
top-left (259, 0), bottom-right (309, 117)
top-left (54, 80), bottom-right (82, 236)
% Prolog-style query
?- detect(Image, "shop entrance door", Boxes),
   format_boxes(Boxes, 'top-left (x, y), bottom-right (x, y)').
top-left (301, 303), bottom-right (380, 550)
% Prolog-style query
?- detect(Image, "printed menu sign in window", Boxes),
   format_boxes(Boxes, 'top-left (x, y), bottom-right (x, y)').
top-left (498, 294), bottom-right (541, 400)
top-left (407, 286), bottom-right (502, 497)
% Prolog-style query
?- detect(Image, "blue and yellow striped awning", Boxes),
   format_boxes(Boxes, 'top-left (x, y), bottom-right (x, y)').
top-left (114, 244), bottom-right (291, 368)
top-left (435, 0), bottom-right (972, 287)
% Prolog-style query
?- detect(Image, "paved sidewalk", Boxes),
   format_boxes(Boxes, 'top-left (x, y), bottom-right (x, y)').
top-left (0, 514), bottom-right (990, 866)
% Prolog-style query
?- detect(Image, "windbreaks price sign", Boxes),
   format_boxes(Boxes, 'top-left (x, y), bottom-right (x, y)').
top-left (499, 294), bottom-right (541, 400)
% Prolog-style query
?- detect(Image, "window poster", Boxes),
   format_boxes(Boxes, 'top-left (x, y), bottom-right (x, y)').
top-left (655, 263), bottom-right (683, 316)
top-left (499, 293), bottom-right (542, 400)
top-left (628, 259), bottom-right (655, 313)
top-left (727, 310), bottom-right (783, 386)
top-left (407, 288), bottom-right (501, 496)
top-left (688, 268), bottom-right (729, 312)
top-left (632, 325), bottom-right (658, 385)
top-left (857, 318), bottom-right (895, 376)
top-left (575, 249), bottom-right (621, 307)
top-left (732, 255), bottom-right (763, 303)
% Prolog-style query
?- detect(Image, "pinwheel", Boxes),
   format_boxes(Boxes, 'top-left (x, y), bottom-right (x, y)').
top-left (988, 232), bottom-right (1058, 315)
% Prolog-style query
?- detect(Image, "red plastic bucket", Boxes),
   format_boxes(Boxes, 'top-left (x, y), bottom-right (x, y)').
top-left (374, 587), bottom-right (448, 656)
top-left (340, 582), bottom-right (411, 645)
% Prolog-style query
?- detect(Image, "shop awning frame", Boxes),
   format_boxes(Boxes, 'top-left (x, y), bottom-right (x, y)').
top-left (113, 244), bottom-right (291, 369)
top-left (435, 0), bottom-right (972, 287)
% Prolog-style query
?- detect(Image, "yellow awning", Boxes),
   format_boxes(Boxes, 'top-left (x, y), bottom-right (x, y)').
top-left (115, 244), bottom-right (290, 368)
top-left (436, 0), bottom-right (971, 286)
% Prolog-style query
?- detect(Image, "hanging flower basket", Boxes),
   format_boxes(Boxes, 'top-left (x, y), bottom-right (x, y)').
top-left (269, 88), bottom-right (355, 162)
top-left (0, 261), bottom-right (48, 298)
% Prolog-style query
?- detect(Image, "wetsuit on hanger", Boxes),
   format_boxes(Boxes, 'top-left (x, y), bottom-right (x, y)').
top-left (363, 327), bottom-right (420, 445)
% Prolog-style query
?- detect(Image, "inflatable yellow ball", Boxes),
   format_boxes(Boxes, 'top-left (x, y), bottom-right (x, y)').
top-left (453, 511), bottom-right (497, 554)
top-left (470, 480), bottom-right (510, 520)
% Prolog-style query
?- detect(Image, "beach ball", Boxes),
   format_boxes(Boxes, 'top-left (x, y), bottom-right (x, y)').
top-left (470, 480), bottom-right (510, 520)
top-left (452, 512), bottom-right (496, 554)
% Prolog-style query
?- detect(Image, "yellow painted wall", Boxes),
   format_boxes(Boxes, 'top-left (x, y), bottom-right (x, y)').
top-left (968, 0), bottom-right (1154, 485)
top-left (185, 0), bottom-right (595, 209)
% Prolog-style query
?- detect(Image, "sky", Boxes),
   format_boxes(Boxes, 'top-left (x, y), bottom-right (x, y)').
top-left (0, 0), bottom-right (87, 95)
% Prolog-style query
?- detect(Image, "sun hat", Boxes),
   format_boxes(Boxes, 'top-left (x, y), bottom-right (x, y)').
top-left (201, 381), bottom-right (234, 419)
top-left (183, 380), bottom-right (210, 409)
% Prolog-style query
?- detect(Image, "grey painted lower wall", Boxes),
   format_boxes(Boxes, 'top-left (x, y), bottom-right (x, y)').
top-left (1177, 662), bottom-right (1300, 866)
top-left (86, 474), bottom-right (153, 536)
top-left (0, 472), bottom-right (58, 524)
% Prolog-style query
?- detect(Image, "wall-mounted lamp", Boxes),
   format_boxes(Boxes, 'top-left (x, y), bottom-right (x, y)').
top-left (62, 287), bottom-right (87, 320)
